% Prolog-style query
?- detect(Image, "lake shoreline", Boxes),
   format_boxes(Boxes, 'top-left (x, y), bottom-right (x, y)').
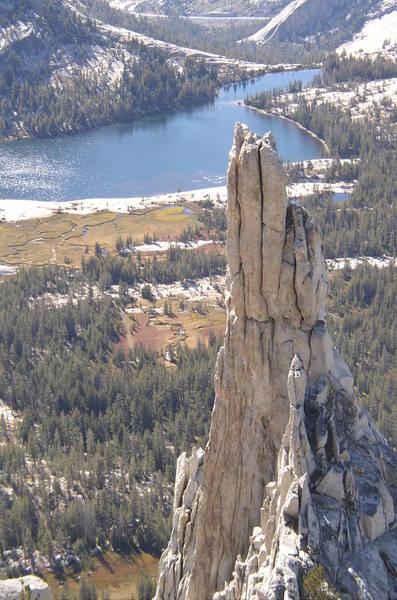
top-left (0, 69), bottom-right (322, 200)
top-left (0, 65), bottom-right (318, 145)
top-left (244, 104), bottom-right (330, 155)
top-left (0, 177), bottom-right (354, 223)
top-left (0, 186), bottom-right (227, 223)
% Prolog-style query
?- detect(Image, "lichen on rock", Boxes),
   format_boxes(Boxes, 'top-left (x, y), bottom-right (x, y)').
top-left (154, 124), bottom-right (397, 600)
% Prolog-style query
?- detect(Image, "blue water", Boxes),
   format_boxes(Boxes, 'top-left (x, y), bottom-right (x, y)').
top-left (333, 192), bottom-right (351, 202)
top-left (0, 69), bottom-right (321, 201)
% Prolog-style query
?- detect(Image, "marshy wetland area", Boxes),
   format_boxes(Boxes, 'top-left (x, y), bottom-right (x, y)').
top-left (0, 199), bottom-right (227, 358)
top-left (0, 205), bottom-right (198, 269)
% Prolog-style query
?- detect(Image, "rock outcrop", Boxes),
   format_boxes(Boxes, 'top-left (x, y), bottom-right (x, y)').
top-left (247, 0), bottom-right (348, 45)
top-left (0, 575), bottom-right (52, 599)
top-left (245, 0), bottom-right (397, 52)
top-left (155, 124), bottom-right (397, 600)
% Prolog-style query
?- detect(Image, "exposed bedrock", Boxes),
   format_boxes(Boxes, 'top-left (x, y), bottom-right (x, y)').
top-left (154, 124), bottom-right (397, 600)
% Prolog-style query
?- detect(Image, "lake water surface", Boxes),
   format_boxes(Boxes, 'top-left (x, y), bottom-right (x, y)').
top-left (0, 69), bottom-right (321, 201)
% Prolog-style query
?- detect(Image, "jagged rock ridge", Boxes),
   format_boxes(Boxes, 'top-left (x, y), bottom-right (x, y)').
top-left (155, 124), bottom-right (397, 600)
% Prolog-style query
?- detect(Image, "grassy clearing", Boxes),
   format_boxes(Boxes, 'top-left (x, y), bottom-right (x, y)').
top-left (123, 299), bottom-right (226, 354)
top-left (44, 551), bottom-right (158, 600)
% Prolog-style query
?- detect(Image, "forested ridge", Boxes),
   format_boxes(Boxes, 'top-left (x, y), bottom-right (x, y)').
top-left (315, 52), bottom-right (397, 85)
top-left (80, 0), bottom-right (264, 56)
top-left (0, 48), bottom-right (219, 139)
top-left (0, 0), bottom-right (221, 140)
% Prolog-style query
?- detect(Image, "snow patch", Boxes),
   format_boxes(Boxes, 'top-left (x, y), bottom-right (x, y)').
top-left (143, 275), bottom-right (226, 303)
top-left (0, 20), bottom-right (34, 52)
top-left (124, 240), bottom-right (214, 254)
top-left (338, 10), bottom-right (397, 57)
top-left (327, 255), bottom-right (397, 270)
top-left (287, 182), bottom-right (355, 197)
top-left (0, 265), bottom-right (18, 276)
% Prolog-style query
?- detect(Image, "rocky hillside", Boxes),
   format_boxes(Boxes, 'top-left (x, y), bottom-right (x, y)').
top-left (0, 0), bottom-right (263, 140)
top-left (0, 0), bottom-right (253, 87)
top-left (246, 0), bottom-right (397, 57)
top-left (155, 125), bottom-right (397, 599)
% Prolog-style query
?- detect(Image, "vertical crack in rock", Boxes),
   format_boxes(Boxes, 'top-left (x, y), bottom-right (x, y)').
top-left (258, 142), bottom-right (265, 314)
top-left (154, 125), bottom-right (397, 600)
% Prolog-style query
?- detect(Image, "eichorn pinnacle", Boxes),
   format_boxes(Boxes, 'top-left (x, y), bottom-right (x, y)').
top-left (154, 124), bottom-right (397, 600)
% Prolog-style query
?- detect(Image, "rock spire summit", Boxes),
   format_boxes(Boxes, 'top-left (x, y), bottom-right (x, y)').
top-left (155, 124), bottom-right (397, 600)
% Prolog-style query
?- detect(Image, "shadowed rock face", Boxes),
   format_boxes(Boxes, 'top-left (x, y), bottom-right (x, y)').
top-left (154, 125), bottom-right (397, 600)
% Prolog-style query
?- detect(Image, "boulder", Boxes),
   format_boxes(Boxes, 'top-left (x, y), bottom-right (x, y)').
top-left (0, 575), bottom-right (51, 600)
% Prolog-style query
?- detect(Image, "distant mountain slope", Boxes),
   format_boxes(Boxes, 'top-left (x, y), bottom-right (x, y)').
top-left (338, 4), bottom-right (397, 57)
top-left (0, 0), bottom-right (263, 140)
top-left (0, 0), bottom-right (131, 89)
top-left (245, 0), bottom-right (397, 55)
top-left (0, 0), bottom-right (253, 90)
top-left (106, 0), bottom-right (290, 17)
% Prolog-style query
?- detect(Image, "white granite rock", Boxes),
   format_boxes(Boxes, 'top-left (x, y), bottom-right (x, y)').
top-left (0, 576), bottom-right (51, 600)
top-left (154, 126), bottom-right (397, 600)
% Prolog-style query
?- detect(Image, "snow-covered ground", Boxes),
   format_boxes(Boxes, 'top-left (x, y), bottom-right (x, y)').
top-left (287, 182), bottom-right (354, 198)
top-left (0, 265), bottom-right (18, 276)
top-left (144, 275), bottom-right (226, 303)
top-left (107, 276), bottom-right (226, 306)
top-left (0, 20), bottom-right (34, 52)
top-left (338, 9), bottom-right (397, 58)
top-left (124, 240), bottom-right (215, 254)
top-left (294, 158), bottom-right (359, 170)
top-left (0, 186), bottom-right (227, 222)
top-left (272, 77), bottom-right (397, 122)
top-left (327, 255), bottom-right (397, 270)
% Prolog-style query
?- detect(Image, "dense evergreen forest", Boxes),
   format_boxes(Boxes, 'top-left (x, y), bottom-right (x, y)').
top-left (314, 52), bottom-right (397, 85)
top-left (327, 264), bottom-right (397, 447)
top-left (81, 244), bottom-right (226, 289)
top-left (0, 266), bottom-right (220, 578)
top-left (0, 0), bottom-right (221, 139)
